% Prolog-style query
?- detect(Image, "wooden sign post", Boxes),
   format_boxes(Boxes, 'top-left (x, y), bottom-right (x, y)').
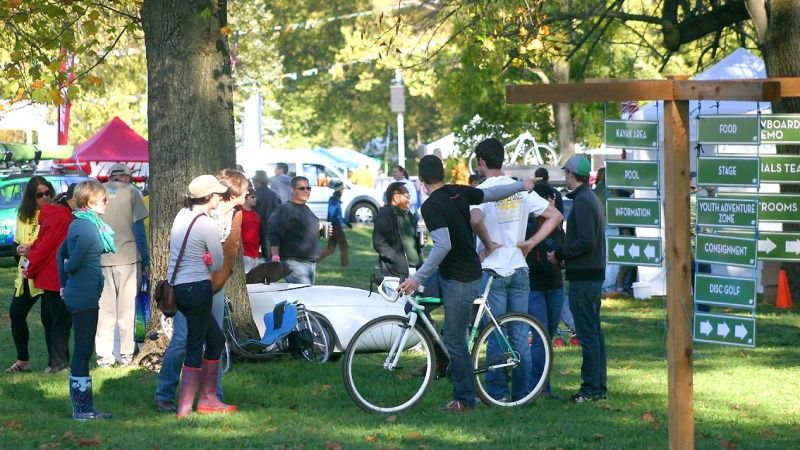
top-left (507, 77), bottom-right (800, 450)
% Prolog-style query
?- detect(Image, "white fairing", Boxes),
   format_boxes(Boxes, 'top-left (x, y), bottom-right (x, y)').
top-left (247, 282), bottom-right (407, 352)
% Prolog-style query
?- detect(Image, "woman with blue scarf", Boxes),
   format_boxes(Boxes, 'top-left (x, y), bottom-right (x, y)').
top-left (57, 180), bottom-right (116, 420)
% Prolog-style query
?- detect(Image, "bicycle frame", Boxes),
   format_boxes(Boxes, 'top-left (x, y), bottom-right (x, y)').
top-left (379, 275), bottom-right (520, 372)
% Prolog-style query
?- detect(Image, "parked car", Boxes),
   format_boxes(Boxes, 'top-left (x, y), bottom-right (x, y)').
top-left (0, 173), bottom-right (90, 257)
top-left (239, 149), bottom-right (382, 223)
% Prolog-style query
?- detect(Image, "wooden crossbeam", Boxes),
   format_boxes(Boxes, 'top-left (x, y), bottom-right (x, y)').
top-left (507, 78), bottom-right (797, 104)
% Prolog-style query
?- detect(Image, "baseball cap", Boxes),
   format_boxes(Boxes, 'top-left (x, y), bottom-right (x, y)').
top-left (252, 170), bottom-right (269, 183)
top-left (188, 174), bottom-right (228, 199)
top-left (562, 155), bottom-right (591, 177)
top-left (332, 181), bottom-right (345, 192)
top-left (108, 163), bottom-right (131, 176)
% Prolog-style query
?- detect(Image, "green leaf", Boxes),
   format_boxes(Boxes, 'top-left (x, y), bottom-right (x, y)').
top-left (32, 87), bottom-right (50, 103)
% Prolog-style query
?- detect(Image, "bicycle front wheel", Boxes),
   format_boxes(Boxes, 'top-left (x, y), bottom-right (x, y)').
top-left (296, 309), bottom-right (331, 363)
top-left (472, 313), bottom-right (552, 407)
top-left (343, 315), bottom-right (435, 414)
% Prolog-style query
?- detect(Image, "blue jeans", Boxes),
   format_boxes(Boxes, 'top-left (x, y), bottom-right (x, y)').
top-left (440, 276), bottom-right (481, 406)
top-left (528, 288), bottom-right (564, 392)
top-left (481, 268), bottom-right (530, 401)
top-left (569, 280), bottom-right (607, 397)
top-left (155, 288), bottom-right (225, 402)
top-left (283, 259), bottom-right (316, 284)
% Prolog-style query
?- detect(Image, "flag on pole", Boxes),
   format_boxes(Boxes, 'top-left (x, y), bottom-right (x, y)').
top-left (57, 48), bottom-right (75, 145)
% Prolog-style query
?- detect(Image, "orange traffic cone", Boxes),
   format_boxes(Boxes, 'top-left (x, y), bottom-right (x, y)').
top-left (776, 269), bottom-right (793, 309)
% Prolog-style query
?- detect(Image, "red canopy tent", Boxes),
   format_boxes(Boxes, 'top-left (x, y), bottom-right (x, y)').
top-left (68, 117), bottom-right (149, 180)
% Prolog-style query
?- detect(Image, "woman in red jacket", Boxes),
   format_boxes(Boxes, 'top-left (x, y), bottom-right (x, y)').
top-left (25, 184), bottom-right (76, 373)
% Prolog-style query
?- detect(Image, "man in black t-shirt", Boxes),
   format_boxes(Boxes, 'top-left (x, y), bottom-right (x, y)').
top-left (398, 155), bottom-right (534, 412)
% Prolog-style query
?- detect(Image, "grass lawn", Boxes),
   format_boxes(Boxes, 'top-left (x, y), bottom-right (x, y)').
top-left (0, 226), bottom-right (798, 449)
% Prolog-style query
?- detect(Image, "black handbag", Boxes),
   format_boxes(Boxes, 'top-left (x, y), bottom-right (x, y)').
top-left (154, 214), bottom-right (202, 317)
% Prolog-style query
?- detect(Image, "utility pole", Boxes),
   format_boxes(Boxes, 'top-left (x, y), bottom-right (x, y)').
top-left (390, 69), bottom-right (406, 168)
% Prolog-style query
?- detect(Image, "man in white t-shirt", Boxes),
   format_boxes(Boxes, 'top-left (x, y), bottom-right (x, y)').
top-left (470, 138), bottom-right (562, 401)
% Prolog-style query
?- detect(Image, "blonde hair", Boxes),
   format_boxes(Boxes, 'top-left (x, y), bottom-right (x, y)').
top-left (73, 180), bottom-right (106, 208)
top-left (217, 168), bottom-right (249, 199)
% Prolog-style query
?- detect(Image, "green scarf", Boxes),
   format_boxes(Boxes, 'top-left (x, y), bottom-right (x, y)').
top-left (73, 209), bottom-right (117, 254)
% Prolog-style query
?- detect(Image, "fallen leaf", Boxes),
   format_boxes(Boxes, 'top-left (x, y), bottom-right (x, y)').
top-left (322, 384), bottom-right (331, 391)
top-left (594, 433), bottom-right (606, 440)
top-left (759, 430), bottom-right (775, 438)
top-left (642, 412), bottom-right (656, 422)
top-left (325, 442), bottom-right (342, 450)
top-left (365, 435), bottom-right (379, 442)
top-left (720, 439), bottom-right (737, 450)
top-left (78, 435), bottom-right (103, 447)
top-left (311, 388), bottom-right (320, 396)
top-left (38, 444), bottom-right (60, 449)
top-left (4, 421), bottom-right (22, 430)
top-left (405, 431), bottom-right (421, 440)
top-left (386, 415), bottom-right (397, 424)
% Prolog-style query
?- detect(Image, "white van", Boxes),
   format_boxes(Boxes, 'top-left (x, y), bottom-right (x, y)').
top-left (239, 149), bottom-right (382, 223)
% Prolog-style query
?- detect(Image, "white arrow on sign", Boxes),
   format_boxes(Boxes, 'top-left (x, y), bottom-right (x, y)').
top-left (644, 244), bottom-right (656, 260)
top-left (786, 239), bottom-right (800, 255)
top-left (629, 244), bottom-right (640, 258)
top-left (614, 243), bottom-right (625, 258)
top-left (700, 321), bottom-right (712, 336)
top-left (734, 324), bottom-right (748, 340)
top-left (717, 322), bottom-right (730, 338)
top-left (758, 238), bottom-right (777, 254)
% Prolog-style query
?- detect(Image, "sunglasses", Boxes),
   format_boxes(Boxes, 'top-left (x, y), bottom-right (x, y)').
top-left (36, 191), bottom-right (53, 199)
top-left (295, 186), bottom-right (312, 191)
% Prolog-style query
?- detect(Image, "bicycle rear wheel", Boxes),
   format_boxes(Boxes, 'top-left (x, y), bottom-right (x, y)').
top-left (472, 313), bottom-right (551, 407)
top-left (295, 309), bottom-right (331, 363)
top-left (342, 315), bottom-right (435, 414)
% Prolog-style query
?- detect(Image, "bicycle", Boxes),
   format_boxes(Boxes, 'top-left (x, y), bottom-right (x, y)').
top-left (468, 131), bottom-right (559, 173)
top-left (222, 296), bottom-right (332, 364)
top-left (342, 273), bottom-right (553, 413)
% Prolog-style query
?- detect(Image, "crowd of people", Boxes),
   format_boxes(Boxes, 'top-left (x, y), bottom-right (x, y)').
top-left (5, 140), bottom-right (610, 419)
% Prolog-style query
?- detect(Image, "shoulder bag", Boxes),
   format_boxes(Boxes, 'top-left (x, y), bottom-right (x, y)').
top-left (154, 213), bottom-right (203, 317)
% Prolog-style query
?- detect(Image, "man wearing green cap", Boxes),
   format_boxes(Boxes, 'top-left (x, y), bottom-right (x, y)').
top-left (561, 155), bottom-right (607, 403)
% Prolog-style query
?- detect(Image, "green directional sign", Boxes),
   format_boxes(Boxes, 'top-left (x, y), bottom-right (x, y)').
top-left (757, 194), bottom-right (800, 223)
top-left (696, 197), bottom-right (758, 229)
top-left (694, 274), bottom-right (756, 309)
top-left (697, 156), bottom-right (759, 187)
top-left (604, 120), bottom-right (659, 150)
top-left (760, 155), bottom-right (800, 184)
top-left (605, 160), bottom-right (660, 190)
top-left (697, 115), bottom-right (760, 144)
top-left (757, 232), bottom-right (800, 261)
top-left (606, 198), bottom-right (660, 227)
top-left (760, 114), bottom-right (800, 144)
top-left (695, 233), bottom-right (757, 268)
top-left (694, 313), bottom-right (755, 348)
top-left (607, 236), bottom-right (662, 266)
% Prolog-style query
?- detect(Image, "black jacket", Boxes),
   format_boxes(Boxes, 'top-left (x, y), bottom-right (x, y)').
top-left (372, 205), bottom-right (422, 277)
top-left (563, 183), bottom-right (606, 281)
top-left (525, 215), bottom-right (564, 291)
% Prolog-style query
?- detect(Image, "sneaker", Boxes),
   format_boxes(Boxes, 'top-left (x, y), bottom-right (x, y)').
top-left (570, 393), bottom-right (606, 403)
top-left (96, 358), bottom-right (115, 369)
top-left (440, 400), bottom-right (472, 413)
top-left (569, 333), bottom-right (580, 346)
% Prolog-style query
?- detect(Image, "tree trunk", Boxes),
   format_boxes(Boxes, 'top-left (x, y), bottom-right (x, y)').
top-left (763, 0), bottom-right (800, 299)
top-left (553, 59), bottom-right (575, 163)
top-left (136, 0), bottom-right (257, 365)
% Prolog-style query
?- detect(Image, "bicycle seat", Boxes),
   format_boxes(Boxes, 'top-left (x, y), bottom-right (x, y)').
top-left (260, 300), bottom-right (298, 346)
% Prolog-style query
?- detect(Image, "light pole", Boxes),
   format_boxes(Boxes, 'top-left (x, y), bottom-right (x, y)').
top-left (390, 69), bottom-right (406, 168)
